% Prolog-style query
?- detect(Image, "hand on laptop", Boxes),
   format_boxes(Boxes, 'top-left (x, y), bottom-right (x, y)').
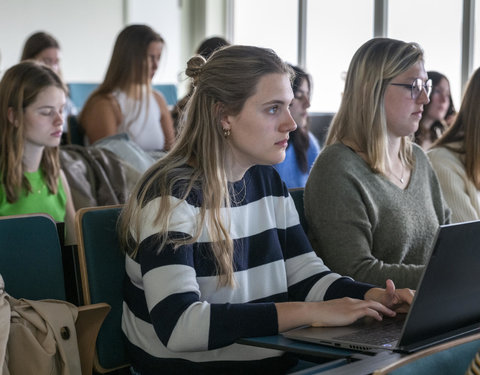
top-left (308, 297), bottom-right (398, 327)
top-left (364, 279), bottom-right (415, 313)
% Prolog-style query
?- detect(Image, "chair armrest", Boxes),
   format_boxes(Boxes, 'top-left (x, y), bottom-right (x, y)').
top-left (76, 303), bottom-right (111, 375)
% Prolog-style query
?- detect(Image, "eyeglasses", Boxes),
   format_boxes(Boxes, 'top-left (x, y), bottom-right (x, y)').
top-left (390, 78), bottom-right (432, 99)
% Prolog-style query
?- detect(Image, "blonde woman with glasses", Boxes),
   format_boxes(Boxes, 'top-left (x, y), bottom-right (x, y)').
top-left (305, 38), bottom-right (450, 290)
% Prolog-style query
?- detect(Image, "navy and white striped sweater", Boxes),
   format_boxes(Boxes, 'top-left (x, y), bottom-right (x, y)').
top-left (122, 165), bottom-right (372, 373)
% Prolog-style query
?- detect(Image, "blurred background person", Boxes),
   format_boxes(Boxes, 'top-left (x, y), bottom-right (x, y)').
top-left (428, 67), bottom-right (480, 223)
top-left (21, 31), bottom-right (78, 138)
top-left (414, 71), bottom-right (456, 150)
top-left (274, 64), bottom-right (321, 188)
top-left (80, 24), bottom-right (175, 152)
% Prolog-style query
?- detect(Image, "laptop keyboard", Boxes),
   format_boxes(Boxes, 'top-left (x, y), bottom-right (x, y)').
top-left (334, 319), bottom-right (403, 346)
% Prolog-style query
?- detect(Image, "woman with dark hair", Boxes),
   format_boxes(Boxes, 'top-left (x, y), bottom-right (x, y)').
top-left (274, 64), bottom-right (321, 188)
top-left (414, 71), bottom-right (456, 150)
top-left (21, 31), bottom-right (78, 134)
top-left (80, 24), bottom-right (175, 152)
top-left (428, 67), bottom-right (480, 223)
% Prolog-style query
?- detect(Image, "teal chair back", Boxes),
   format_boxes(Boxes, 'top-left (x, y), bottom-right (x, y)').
top-left (373, 333), bottom-right (480, 375)
top-left (289, 188), bottom-right (308, 233)
top-left (75, 205), bottom-right (129, 373)
top-left (0, 214), bottom-right (66, 300)
top-left (152, 84), bottom-right (178, 106)
top-left (68, 82), bottom-right (178, 110)
top-left (68, 83), bottom-right (98, 109)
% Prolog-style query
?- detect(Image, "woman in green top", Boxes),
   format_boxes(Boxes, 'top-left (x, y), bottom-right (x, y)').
top-left (0, 61), bottom-right (76, 244)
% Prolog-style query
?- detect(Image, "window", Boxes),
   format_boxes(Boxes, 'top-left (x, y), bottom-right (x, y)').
top-left (233, 0), bottom-right (298, 65)
top-left (305, 1), bottom-right (374, 112)
top-left (388, 0), bottom-right (463, 110)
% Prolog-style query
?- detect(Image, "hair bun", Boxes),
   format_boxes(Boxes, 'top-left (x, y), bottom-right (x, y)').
top-left (186, 55), bottom-right (206, 86)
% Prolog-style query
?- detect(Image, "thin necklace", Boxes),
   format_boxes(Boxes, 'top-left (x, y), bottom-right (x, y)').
top-left (390, 164), bottom-right (405, 184)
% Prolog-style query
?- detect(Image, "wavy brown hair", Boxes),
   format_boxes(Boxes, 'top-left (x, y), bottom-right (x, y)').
top-left (0, 61), bottom-right (66, 202)
top-left (120, 45), bottom-right (293, 287)
top-left (327, 37), bottom-right (424, 174)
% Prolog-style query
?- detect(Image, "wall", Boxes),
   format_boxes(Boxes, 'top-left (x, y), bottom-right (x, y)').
top-left (0, 0), bottom-right (123, 82)
top-left (0, 0), bottom-right (181, 84)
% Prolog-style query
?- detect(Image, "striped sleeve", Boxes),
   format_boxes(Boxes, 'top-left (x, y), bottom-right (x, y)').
top-left (128, 197), bottom-right (278, 352)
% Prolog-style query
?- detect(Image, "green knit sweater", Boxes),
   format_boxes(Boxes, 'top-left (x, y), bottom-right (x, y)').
top-left (305, 143), bottom-right (450, 289)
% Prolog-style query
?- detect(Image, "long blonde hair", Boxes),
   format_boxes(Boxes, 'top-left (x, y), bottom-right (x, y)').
top-left (0, 61), bottom-right (66, 202)
top-left (327, 37), bottom-right (424, 174)
top-left (432, 67), bottom-right (480, 189)
top-left (120, 45), bottom-right (292, 286)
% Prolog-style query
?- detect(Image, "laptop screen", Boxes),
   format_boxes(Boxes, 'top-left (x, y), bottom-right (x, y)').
top-left (399, 220), bottom-right (480, 350)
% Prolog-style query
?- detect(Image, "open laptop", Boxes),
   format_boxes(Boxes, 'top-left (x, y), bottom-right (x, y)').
top-left (283, 220), bottom-right (480, 353)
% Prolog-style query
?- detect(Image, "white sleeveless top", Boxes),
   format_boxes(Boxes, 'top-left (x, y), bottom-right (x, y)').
top-left (112, 87), bottom-right (165, 151)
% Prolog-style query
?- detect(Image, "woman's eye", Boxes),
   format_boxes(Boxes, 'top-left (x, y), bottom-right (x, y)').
top-left (268, 106), bottom-right (278, 114)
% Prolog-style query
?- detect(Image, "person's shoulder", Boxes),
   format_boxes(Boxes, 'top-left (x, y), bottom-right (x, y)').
top-left (315, 142), bottom-right (355, 166)
top-left (86, 92), bottom-right (115, 107)
top-left (428, 144), bottom-right (457, 158)
top-left (411, 142), bottom-right (432, 163)
top-left (81, 93), bottom-right (117, 118)
top-left (152, 89), bottom-right (168, 106)
top-left (428, 144), bottom-right (463, 169)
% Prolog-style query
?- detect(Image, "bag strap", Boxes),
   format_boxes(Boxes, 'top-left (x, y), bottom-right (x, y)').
top-left (22, 299), bottom-right (82, 375)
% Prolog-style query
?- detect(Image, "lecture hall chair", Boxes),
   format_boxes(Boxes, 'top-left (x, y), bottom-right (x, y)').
top-left (289, 187), bottom-right (308, 233)
top-left (75, 204), bottom-right (130, 373)
top-left (0, 213), bottom-right (110, 375)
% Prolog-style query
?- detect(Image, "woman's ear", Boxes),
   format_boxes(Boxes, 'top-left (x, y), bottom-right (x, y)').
top-left (215, 102), bottom-right (231, 131)
top-left (7, 107), bottom-right (17, 126)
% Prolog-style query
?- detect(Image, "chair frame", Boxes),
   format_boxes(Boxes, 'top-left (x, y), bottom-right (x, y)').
top-left (75, 204), bottom-right (129, 374)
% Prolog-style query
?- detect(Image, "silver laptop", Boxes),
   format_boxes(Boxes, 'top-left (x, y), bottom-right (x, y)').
top-left (283, 220), bottom-right (480, 353)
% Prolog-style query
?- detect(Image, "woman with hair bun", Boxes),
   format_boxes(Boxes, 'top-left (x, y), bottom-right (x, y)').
top-left (120, 45), bottom-right (413, 374)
